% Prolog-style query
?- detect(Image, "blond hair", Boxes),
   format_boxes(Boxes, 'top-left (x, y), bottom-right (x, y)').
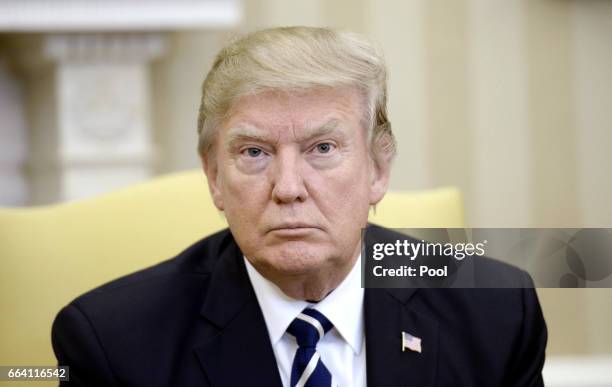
top-left (197, 26), bottom-right (396, 166)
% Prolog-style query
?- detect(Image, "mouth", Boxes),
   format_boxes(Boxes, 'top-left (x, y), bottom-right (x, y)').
top-left (268, 223), bottom-right (321, 237)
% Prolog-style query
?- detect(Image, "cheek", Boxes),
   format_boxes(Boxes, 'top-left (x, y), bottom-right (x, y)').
top-left (219, 166), bottom-right (270, 225)
top-left (312, 156), bottom-right (372, 225)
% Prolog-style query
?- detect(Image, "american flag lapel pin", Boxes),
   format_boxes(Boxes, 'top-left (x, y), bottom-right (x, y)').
top-left (402, 331), bottom-right (422, 353)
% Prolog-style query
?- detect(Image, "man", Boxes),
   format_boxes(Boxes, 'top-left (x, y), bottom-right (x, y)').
top-left (52, 27), bottom-right (547, 386)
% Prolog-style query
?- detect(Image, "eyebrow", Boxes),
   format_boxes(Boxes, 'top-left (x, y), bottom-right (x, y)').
top-left (225, 119), bottom-right (344, 148)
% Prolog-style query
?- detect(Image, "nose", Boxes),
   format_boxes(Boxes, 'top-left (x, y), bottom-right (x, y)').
top-left (270, 149), bottom-right (308, 204)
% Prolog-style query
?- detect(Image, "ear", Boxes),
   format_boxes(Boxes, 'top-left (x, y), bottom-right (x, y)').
top-left (369, 157), bottom-right (391, 206)
top-left (202, 155), bottom-right (224, 211)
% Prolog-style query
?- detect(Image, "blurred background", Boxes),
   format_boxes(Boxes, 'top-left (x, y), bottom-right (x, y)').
top-left (0, 0), bottom-right (610, 384)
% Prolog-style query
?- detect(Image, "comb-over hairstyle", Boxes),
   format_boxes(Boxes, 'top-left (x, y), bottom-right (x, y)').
top-left (197, 26), bottom-right (396, 166)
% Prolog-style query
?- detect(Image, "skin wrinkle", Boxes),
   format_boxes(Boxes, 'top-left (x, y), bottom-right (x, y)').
top-left (204, 87), bottom-right (390, 301)
top-left (226, 120), bottom-right (343, 155)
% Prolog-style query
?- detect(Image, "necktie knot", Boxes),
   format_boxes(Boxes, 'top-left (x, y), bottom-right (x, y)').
top-left (287, 308), bottom-right (333, 348)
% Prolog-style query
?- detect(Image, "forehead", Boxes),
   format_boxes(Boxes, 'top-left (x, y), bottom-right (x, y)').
top-left (220, 87), bottom-right (366, 138)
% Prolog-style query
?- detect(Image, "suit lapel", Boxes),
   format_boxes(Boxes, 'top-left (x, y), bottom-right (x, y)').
top-left (364, 288), bottom-right (439, 387)
top-left (194, 236), bottom-right (283, 387)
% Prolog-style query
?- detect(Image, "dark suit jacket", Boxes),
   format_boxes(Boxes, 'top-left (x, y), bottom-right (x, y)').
top-left (52, 225), bottom-right (547, 386)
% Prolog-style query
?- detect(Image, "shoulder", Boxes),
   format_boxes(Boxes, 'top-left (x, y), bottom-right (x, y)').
top-left (51, 228), bottom-right (240, 383)
top-left (53, 228), bottom-right (236, 341)
top-left (72, 228), bottom-right (233, 304)
top-left (366, 225), bottom-right (546, 384)
top-left (366, 224), bottom-right (544, 324)
top-left (365, 223), bottom-right (544, 332)
top-left (365, 223), bottom-right (531, 288)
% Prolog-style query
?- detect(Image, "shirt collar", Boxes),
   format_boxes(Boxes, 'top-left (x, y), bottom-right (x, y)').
top-left (244, 256), bottom-right (365, 355)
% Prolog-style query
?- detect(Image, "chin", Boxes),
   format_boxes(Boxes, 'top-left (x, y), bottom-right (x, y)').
top-left (259, 243), bottom-right (335, 275)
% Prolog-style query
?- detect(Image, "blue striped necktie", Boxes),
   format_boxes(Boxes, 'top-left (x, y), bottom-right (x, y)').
top-left (286, 308), bottom-right (334, 387)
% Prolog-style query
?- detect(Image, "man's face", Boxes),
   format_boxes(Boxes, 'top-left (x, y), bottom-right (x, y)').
top-left (204, 87), bottom-right (388, 281)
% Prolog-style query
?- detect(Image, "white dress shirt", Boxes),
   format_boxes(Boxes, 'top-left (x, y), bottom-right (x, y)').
top-left (244, 256), bottom-right (366, 387)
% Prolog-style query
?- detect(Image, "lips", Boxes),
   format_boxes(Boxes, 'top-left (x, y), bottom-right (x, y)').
top-left (269, 222), bottom-right (318, 231)
top-left (267, 223), bottom-right (321, 236)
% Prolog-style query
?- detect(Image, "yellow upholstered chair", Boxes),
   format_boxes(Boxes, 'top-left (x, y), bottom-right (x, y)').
top-left (0, 170), bottom-right (464, 384)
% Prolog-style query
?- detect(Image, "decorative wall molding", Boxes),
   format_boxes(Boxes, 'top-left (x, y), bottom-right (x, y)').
top-left (24, 33), bottom-right (165, 203)
top-left (0, 57), bottom-right (28, 205)
top-left (0, 0), bottom-right (242, 205)
top-left (0, 0), bottom-right (241, 31)
top-left (44, 33), bottom-right (167, 63)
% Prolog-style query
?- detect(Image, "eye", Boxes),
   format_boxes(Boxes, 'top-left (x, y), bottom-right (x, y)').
top-left (244, 147), bottom-right (264, 157)
top-left (314, 142), bottom-right (335, 154)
